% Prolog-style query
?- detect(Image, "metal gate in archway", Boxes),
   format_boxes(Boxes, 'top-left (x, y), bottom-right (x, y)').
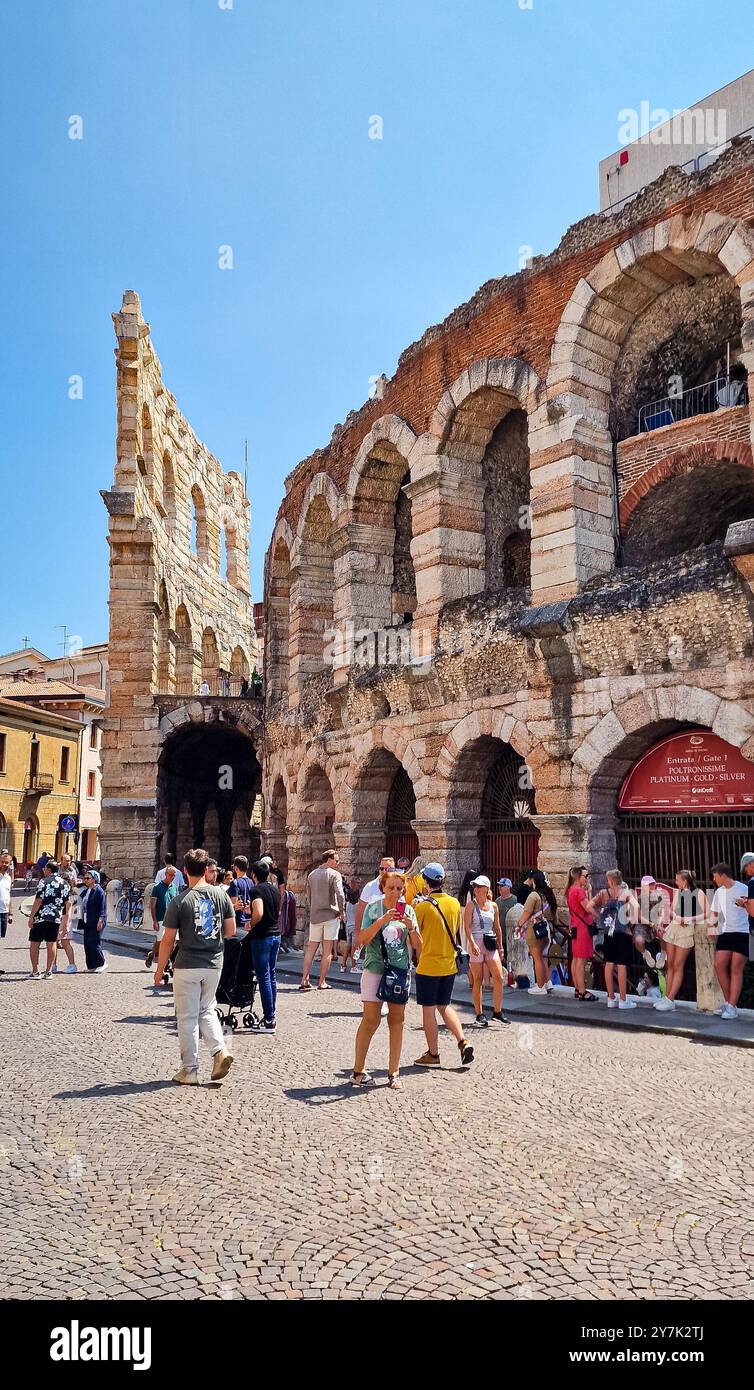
top-left (384, 766), bottom-right (419, 865)
top-left (479, 746), bottom-right (539, 885)
top-left (616, 811), bottom-right (754, 891)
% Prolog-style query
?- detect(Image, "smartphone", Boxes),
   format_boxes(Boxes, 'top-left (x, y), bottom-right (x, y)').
top-left (395, 900), bottom-right (406, 918)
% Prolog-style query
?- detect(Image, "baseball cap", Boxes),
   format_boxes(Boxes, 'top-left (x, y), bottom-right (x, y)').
top-left (471, 875), bottom-right (491, 889)
top-left (741, 853), bottom-right (754, 872)
top-left (497, 877), bottom-right (512, 888)
top-left (422, 862), bottom-right (445, 885)
top-left (640, 875), bottom-right (657, 887)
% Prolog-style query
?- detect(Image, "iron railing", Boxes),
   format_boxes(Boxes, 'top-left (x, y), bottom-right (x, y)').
top-left (616, 811), bottom-right (754, 891)
top-left (155, 676), bottom-right (263, 699)
top-left (638, 374), bottom-right (748, 433)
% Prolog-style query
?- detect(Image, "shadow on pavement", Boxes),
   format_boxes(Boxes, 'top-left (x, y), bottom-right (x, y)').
top-left (55, 1080), bottom-right (175, 1099)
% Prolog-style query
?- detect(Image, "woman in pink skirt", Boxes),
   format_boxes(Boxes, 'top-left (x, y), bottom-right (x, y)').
top-left (566, 865), bottom-right (597, 1001)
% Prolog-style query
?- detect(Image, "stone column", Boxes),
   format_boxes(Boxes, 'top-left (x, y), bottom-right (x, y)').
top-left (405, 460), bottom-right (485, 634)
top-left (693, 922), bottom-right (725, 1014)
top-left (528, 413), bottom-right (616, 604)
top-left (533, 812), bottom-right (611, 901)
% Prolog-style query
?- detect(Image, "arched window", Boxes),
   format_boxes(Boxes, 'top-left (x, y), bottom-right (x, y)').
top-left (156, 580), bottom-right (174, 692)
top-left (267, 539), bottom-right (291, 703)
top-left (230, 645), bottom-right (250, 689)
top-left (175, 605), bottom-right (194, 693)
top-left (483, 410), bottom-right (531, 591)
top-left (191, 485), bottom-right (208, 563)
top-left (163, 450), bottom-right (176, 524)
top-left (220, 527), bottom-right (229, 580)
top-left (291, 499), bottom-right (335, 694)
top-left (139, 404), bottom-right (152, 480)
top-left (201, 628), bottom-right (219, 688)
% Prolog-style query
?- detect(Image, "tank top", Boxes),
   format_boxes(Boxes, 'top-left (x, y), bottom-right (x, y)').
top-left (470, 902), bottom-right (495, 942)
top-left (675, 888), bottom-right (703, 921)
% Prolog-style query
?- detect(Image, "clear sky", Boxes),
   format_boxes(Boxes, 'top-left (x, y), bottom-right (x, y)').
top-left (2, 0), bottom-right (753, 658)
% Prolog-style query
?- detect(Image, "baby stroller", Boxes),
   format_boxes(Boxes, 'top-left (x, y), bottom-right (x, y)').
top-left (215, 933), bottom-right (260, 1031)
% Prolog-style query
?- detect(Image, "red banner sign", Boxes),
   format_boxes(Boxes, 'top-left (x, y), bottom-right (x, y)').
top-left (618, 731), bottom-right (754, 812)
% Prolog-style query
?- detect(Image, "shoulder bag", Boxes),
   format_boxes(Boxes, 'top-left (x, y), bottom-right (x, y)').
top-left (431, 896), bottom-right (469, 974)
top-left (376, 920), bottom-right (411, 1005)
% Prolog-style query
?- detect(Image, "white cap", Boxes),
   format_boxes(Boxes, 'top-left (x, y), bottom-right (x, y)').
top-left (471, 875), bottom-right (491, 889)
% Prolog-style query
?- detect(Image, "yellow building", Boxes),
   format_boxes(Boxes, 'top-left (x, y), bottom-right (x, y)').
top-left (0, 696), bottom-right (81, 867)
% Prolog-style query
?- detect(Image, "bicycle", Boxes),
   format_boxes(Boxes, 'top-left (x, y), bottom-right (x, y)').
top-left (115, 880), bottom-right (145, 928)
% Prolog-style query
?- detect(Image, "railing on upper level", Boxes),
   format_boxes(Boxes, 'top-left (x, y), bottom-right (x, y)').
top-left (154, 675), bottom-right (263, 699)
top-left (637, 374), bottom-right (749, 433)
top-left (25, 772), bottom-right (54, 794)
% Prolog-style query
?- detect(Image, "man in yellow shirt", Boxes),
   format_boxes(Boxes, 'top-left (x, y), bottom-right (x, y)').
top-left (413, 863), bottom-right (474, 1068)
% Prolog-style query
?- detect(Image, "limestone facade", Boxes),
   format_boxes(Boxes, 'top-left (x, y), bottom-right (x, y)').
top-left (262, 141), bottom-right (754, 907)
top-left (100, 293), bottom-right (260, 882)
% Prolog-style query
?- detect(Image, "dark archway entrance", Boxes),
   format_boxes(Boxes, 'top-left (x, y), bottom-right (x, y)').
top-left (352, 749), bottom-right (418, 884)
top-left (157, 720), bottom-right (262, 871)
top-left (384, 765), bottom-right (419, 865)
top-left (450, 737), bottom-right (539, 885)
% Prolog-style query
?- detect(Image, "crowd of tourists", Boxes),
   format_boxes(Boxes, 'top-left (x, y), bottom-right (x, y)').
top-left (3, 840), bottom-right (753, 1087)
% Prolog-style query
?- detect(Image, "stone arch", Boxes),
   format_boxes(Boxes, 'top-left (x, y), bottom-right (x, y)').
top-left (174, 604), bottom-right (195, 692)
top-left (266, 530), bottom-right (292, 704)
top-left (230, 644), bottom-right (250, 686)
top-left (436, 708), bottom-right (533, 784)
top-left (622, 452), bottom-right (754, 567)
top-left (297, 761), bottom-right (336, 872)
top-left (429, 357), bottom-right (542, 599)
top-left (139, 403), bottom-right (152, 483)
top-left (162, 449), bottom-right (176, 524)
top-left (537, 212), bottom-right (754, 598)
top-left (290, 490), bottom-right (337, 698)
top-left (293, 473), bottom-right (343, 550)
top-left (156, 579), bottom-right (174, 692)
top-left (201, 627), bottom-right (219, 687)
top-left (549, 213), bottom-right (754, 420)
top-left (191, 484), bottom-right (208, 562)
top-left (345, 416), bottom-right (418, 629)
top-left (266, 772), bottom-right (289, 874)
top-left (157, 714), bottom-right (262, 872)
top-left (349, 746), bottom-right (420, 883)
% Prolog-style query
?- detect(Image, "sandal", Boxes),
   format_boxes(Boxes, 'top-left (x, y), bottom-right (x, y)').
top-left (351, 1071), bottom-right (375, 1087)
top-left (387, 1074), bottom-right (403, 1090)
top-left (574, 990), bottom-right (597, 1002)
top-left (298, 983), bottom-right (312, 991)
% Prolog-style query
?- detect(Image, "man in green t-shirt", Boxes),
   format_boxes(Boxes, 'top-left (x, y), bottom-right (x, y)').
top-left (146, 863), bottom-right (179, 968)
top-left (155, 848), bottom-right (236, 1085)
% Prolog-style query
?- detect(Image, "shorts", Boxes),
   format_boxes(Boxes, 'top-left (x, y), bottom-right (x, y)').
top-left (415, 973), bottom-right (455, 1008)
top-left (664, 920), bottom-right (695, 950)
top-left (602, 929), bottom-right (634, 967)
top-left (30, 921), bottom-right (59, 943)
top-left (308, 918), bottom-right (340, 945)
top-left (715, 932), bottom-right (750, 957)
top-left (360, 970), bottom-right (383, 1003)
top-left (469, 939), bottom-right (500, 968)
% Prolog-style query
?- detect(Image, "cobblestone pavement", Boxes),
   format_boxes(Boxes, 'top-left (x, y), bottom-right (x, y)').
top-left (2, 936), bottom-right (753, 1301)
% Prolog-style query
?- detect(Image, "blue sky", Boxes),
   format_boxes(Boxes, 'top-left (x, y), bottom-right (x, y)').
top-left (1, 0), bottom-right (753, 658)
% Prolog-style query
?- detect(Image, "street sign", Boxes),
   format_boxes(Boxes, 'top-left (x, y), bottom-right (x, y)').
top-left (58, 814), bottom-right (78, 833)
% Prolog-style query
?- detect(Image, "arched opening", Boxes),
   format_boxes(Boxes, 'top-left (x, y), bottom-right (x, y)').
top-left (174, 604), bottom-right (194, 694)
top-left (351, 443), bottom-right (415, 629)
top-left (483, 409), bottom-right (531, 591)
top-left (201, 627), bottom-right (219, 689)
top-left (191, 485), bottom-right (208, 563)
top-left (220, 526), bottom-right (229, 580)
top-left (299, 764), bottom-right (336, 872)
top-left (22, 814), bottom-right (39, 867)
top-left (267, 775), bottom-right (288, 874)
top-left (392, 470), bottom-right (416, 622)
top-left (449, 736), bottom-right (539, 886)
top-left (292, 497), bottom-right (335, 691)
top-left (139, 403), bottom-right (152, 481)
top-left (267, 539), bottom-right (291, 704)
top-left (352, 749), bottom-right (418, 882)
top-left (158, 722), bottom-right (262, 871)
top-left (230, 645), bottom-right (250, 694)
top-left (156, 580), bottom-right (174, 692)
top-left (611, 275), bottom-right (745, 442)
top-left (163, 450), bottom-right (176, 524)
top-left (622, 459), bottom-right (754, 567)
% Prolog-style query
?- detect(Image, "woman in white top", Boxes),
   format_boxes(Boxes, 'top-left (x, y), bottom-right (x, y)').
top-left (464, 876), bottom-right (508, 1028)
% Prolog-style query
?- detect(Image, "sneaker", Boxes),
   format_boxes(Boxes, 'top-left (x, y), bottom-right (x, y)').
top-left (173, 1068), bottom-right (199, 1085)
top-left (492, 1010), bottom-right (511, 1025)
top-left (653, 996), bottom-right (676, 1011)
top-left (607, 996), bottom-right (619, 1008)
top-left (94, 963), bottom-right (108, 973)
top-left (473, 1013), bottom-right (489, 1028)
top-left (28, 971), bottom-right (41, 980)
top-left (211, 1049), bottom-right (234, 1080)
top-left (458, 1040), bottom-right (475, 1066)
top-left (414, 1051), bottom-right (441, 1067)
top-left (544, 980), bottom-right (554, 993)
top-left (50, 965), bottom-right (58, 974)
top-left (64, 964), bottom-right (78, 974)
top-left (41, 971), bottom-right (53, 980)
top-left (714, 1004), bottom-right (728, 1016)
top-left (259, 1020), bottom-right (277, 1035)
top-left (720, 1003), bottom-right (739, 1020)
top-left (529, 984), bottom-right (548, 996)
top-left (618, 998), bottom-right (637, 1010)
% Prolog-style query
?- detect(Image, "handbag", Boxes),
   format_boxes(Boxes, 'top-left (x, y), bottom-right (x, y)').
top-left (376, 925), bottom-right (410, 1004)
top-left (431, 896), bottom-right (469, 974)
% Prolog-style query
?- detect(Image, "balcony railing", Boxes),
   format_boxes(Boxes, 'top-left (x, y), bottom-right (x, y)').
top-left (155, 675), bottom-right (263, 699)
top-left (25, 773), bottom-right (54, 794)
top-left (638, 374), bottom-right (748, 433)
